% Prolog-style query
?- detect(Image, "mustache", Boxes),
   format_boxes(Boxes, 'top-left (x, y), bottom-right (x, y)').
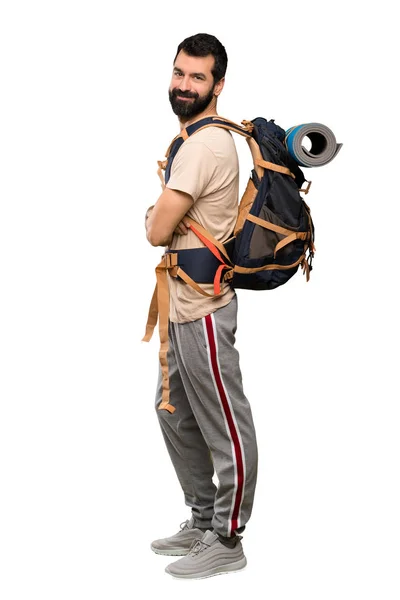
top-left (171, 88), bottom-right (199, 99)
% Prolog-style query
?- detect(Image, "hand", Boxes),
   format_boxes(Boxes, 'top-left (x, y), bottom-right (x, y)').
top-left (174, 219), bottom-right (191, 236)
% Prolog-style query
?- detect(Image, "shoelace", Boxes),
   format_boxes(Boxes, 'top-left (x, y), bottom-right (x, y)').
top-left (188, 538), bottom-right (209, 556)
top-left (179, 519), bottom-right (190, 531)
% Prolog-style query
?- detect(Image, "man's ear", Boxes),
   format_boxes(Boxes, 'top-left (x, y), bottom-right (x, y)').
top-left (214, 77), bottom-right (225, 97)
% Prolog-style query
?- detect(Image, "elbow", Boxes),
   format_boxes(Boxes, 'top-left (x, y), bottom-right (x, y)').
top-left (146, 221), bottom-right (157, 246)
top-left (146, 226), bottom-right (169, 247)
top-left (146, 229), bottom-right (159, 247)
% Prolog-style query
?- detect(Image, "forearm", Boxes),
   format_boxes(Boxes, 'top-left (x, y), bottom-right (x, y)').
top-left (145, 188), bottom-right (193, 247)
top-left (145, 205), bottom-right (172, 247)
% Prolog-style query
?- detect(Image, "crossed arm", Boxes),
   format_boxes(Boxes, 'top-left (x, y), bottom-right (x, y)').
top-left (145, 187), bottom-right (194, 247)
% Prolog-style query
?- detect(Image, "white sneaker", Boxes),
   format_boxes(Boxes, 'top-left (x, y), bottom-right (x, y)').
top-left (151, 517), bottom-right (207, 556)
top-left (165, 530), bottom-right (247, 579)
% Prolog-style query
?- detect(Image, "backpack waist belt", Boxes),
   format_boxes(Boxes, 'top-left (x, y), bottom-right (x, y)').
top-left (165, 237), bottom-right (235, 284)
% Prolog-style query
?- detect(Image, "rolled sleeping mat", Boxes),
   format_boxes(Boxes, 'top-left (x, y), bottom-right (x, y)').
top-left (285, 123), bottom-right (342, 167)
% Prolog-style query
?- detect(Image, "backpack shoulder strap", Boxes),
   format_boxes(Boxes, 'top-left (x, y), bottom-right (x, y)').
top-left (164, 116), bottom-right (251, 157)
top-left (163, 116), bottom-right (265, 180)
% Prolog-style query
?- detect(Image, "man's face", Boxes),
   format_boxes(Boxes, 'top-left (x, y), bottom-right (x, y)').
top-left (169, 51), bottom-right (220, 119)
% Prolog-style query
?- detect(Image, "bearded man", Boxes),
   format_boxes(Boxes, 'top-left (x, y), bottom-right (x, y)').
top-left (145, 32), bottom-right (258, 580)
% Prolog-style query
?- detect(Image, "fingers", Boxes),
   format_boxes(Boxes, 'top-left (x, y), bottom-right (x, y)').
top-left (174, 221), bottom-right (189, 235)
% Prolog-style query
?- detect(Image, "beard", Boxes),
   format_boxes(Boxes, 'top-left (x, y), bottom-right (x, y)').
top-left (168, 85), bottom-right (215, 119)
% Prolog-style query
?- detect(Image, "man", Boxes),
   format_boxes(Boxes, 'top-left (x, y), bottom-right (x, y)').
top-left (145, 33), bottom-right (258, 579)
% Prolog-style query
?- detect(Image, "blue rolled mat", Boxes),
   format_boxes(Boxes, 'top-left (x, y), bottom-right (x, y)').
top-left (285, 123), bottom-right (342, 167)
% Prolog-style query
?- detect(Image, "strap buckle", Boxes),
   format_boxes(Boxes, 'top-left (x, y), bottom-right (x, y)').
top-left (223, 269), bottom-right (233, 282)
top-left (299, 180), bottom-right (312, 194)
top-left (241, 119), bottom-right (254, 133)
top-left (162, 252), bottom-right (178, 269)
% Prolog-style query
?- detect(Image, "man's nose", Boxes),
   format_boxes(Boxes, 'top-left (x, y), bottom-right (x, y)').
top-left (179, 76), bottom-right (191, 92)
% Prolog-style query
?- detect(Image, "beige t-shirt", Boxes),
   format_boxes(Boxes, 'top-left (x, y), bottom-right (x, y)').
top-left (166, 125), bottom-right (239, 323)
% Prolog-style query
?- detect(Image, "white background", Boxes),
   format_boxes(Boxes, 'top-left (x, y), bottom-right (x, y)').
top-left (1, 1), bottom-right (399, 599)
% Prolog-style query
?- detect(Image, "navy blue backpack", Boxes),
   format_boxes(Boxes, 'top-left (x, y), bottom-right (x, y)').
top-left (159, 115), bottom-right (315, 294)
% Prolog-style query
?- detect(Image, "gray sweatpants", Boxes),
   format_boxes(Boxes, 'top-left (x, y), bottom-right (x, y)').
top-left (155, 295), bottom-right (258, 538)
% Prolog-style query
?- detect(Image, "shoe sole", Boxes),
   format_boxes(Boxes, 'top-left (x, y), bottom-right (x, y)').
top-left (165, 556), bottom-right (247, 579)
top-left (150, 544), bottom-right (189, 556)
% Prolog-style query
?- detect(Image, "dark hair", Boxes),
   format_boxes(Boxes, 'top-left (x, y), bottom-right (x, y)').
top-left (174, 33), bottom-right (228, 83)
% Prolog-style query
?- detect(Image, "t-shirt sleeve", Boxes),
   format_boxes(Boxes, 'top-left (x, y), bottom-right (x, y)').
top-left (166, 141), bottom-right (218, 202)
